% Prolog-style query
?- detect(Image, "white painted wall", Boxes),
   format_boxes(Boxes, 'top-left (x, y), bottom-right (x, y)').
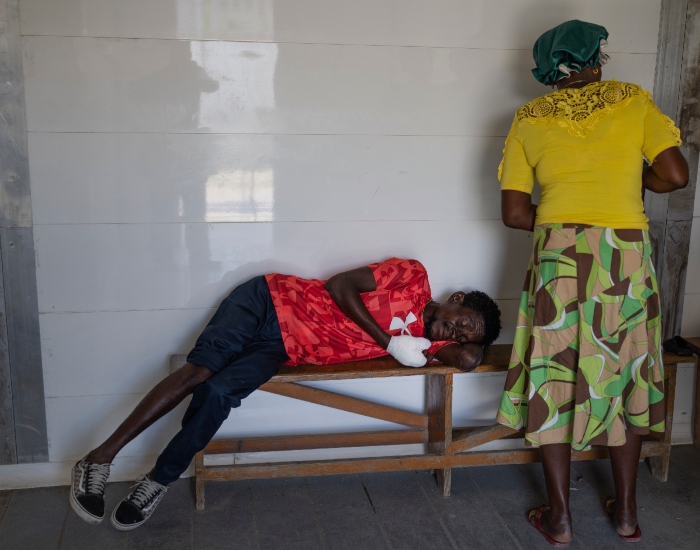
top-left (3, 0), bottom-right (693, 488)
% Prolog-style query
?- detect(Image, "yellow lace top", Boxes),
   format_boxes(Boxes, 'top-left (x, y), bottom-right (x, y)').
top-left (499, 80), bottom-right (682, 229)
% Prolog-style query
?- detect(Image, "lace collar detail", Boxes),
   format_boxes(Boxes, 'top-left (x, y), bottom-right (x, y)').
top-left (514, 80), bottom-right (644, 137)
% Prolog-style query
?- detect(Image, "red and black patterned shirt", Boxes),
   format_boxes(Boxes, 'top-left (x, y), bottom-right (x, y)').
top-left (265, 258), bottom-right (451, 366)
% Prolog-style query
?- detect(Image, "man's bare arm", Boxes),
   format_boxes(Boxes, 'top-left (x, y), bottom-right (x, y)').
top-left (434, 343), bottom-right (483, 372)
top-left (324, 266), bottom-right (391, 350)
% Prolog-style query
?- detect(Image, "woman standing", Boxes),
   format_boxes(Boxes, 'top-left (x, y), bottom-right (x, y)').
top-left (496, 20), bottom-right (688, 547)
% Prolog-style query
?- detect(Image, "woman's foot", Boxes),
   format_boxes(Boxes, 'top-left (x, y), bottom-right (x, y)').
top-left (527, 506), bottom-right (573, 546)
top-left (604, 498), bottom-right (642, 542)
top-left (542, 506), bottom-right (573, 544)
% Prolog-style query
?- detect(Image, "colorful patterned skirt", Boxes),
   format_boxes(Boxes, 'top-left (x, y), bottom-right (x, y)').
top-left (496, 224), bottom-right (665, 450)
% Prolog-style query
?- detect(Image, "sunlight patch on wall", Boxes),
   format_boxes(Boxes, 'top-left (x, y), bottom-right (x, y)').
top-left (205, 169), bottom-right (275, 222)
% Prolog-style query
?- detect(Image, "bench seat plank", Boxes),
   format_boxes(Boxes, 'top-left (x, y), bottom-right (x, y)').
top-left (171, 345), bottom-right (689, 381)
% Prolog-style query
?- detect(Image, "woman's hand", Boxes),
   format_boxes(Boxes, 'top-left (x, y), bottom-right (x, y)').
top-left (501, 190), bottom-right (537, 231)
top-left (643, 146), bottom-right (688, 193)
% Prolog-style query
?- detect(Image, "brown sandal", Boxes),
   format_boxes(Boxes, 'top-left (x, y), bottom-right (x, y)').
top-left (604, 498), bottom-right (642, 543)
top-left (527, 506), bottom-right (571, 547)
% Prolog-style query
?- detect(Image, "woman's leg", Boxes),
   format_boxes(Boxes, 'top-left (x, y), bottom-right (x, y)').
top-left (539, 443), bottom-right (574, 543)
top-left (608, 432), bottom-right (642, 536)
top-left (86, 363), bottom-right (213, 464)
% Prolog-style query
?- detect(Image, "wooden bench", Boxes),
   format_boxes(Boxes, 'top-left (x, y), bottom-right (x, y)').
top-left (170, 344), bottom-right (695, 510)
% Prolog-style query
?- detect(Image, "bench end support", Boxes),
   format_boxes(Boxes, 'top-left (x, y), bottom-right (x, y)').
top-left (436, 468), bottom-right (452, 497)
top-left (195, 451), bottom-right (206, 510)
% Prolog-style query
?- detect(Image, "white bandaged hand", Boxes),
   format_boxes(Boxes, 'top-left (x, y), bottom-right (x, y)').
top-left (386, 335), bottom-right (431, 367)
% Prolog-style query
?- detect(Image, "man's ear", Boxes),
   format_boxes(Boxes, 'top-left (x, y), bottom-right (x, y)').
top-left (448, 291), bottom-right (466, 303)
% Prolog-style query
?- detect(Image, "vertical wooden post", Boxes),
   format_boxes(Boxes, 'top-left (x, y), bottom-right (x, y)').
top-left (0, 249), bottom-right (14, 464)
top-left (649, 363), bottom-right (677, 482)
top-left (645, 0), bottom-right (687, 277)
top-left (695, 356), bottom-right (700, 449)
top-left (649, 0), bottom-right (700, 339)
top-left (687, 338), bottom-right (700, 448)
top-left (195, 451), bottom-right (205, 510)
top-left (0, 0), bottom-right (47, 463)
top-left (427, 373), bottom-right (453, 496)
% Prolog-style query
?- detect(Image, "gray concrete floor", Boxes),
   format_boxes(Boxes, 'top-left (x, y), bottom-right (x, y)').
top-left (1, 445), bottom-right (699, 549)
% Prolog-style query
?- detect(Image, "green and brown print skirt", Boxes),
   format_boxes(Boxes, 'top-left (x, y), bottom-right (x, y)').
top-left (496, 224), bottom-right (665, 450)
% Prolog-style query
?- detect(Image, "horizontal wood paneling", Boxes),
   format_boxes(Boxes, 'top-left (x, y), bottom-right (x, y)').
top-left (28, 133), bottom-right (506, 225)
top-left (33, 221), bottom-right (533, 313)
top-left (19, 0), bottom-right (662, 52)
top-left (21, 37), bottom-right (655, 135)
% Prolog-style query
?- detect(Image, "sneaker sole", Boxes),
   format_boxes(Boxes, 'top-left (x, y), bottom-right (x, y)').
top-left (69, 465), bottom-right (104, 525)
top-left (110, 506), bottom-right (149, 531)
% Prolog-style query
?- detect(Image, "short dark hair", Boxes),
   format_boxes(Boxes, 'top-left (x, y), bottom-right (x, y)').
top-left (462, 291), bottom-right (501, 346)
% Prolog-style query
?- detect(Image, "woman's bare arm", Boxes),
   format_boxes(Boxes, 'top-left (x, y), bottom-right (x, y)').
top-left (501, 190), bottom-right (537, 232)
top-left (643, 147), bottom-right (689, 193)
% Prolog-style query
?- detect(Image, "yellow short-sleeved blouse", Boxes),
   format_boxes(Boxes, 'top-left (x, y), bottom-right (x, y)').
top-left (498, 81), bottom-right (682, 229)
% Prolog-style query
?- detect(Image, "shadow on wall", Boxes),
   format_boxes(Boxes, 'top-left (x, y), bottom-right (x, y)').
top-left (96, 4), bottom-right (224, 383)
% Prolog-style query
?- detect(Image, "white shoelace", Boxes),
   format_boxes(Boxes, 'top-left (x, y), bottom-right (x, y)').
top-left (127, 477), bottom-right (166, 509)
top-left (84, 462), bottom-right (110, 496)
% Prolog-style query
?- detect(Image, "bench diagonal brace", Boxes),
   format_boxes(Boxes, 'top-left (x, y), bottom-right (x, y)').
top-left (450, 423), bottom-right (519, 454)
top-left (260, 381), bottom-right (428, 429)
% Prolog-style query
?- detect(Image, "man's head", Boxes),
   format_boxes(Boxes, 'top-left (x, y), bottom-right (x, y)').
top-left (424, 291), bottom-right (501, 346)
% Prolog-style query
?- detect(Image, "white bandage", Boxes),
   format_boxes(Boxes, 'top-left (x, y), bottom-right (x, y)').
top-left (387, 335), bottom-right (431, 367)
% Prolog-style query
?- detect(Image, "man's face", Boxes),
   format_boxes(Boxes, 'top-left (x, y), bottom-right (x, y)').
top-left (425, 293), bottom-right (485, 344)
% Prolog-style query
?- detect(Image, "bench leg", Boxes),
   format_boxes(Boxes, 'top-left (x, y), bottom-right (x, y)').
top-left (196, 480), bottom-right (205, 511)
top-left (648, 363), bottom-right (677, 482)
top-left (427, 373), bottom-right (453, 496)
top-left (648, 455), bottom-right (670, 483)
top-left (195, 451), bottom-right (206, 510)
top-left (435, 468), bottom-right (452, 497)
top-left (695, 354), bottom-right (700, 448)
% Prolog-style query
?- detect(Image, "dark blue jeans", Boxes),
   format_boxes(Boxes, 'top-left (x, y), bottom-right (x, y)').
top-left (151, 276), bottom-right (289, 485)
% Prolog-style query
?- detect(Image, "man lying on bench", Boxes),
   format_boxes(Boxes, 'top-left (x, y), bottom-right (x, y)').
top-left (70, 257), bottom-right (501, 530)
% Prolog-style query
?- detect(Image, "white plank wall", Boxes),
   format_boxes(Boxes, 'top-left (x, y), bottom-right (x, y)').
top-left (3, 0), bottom-right (695, 488)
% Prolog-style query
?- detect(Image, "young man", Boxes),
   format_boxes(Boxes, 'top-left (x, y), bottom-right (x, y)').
top-left (70, 258), bottom-right (501, 530)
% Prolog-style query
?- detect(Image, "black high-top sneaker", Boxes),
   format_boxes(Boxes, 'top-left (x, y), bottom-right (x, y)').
top-left (111, 475), bottom-right (168, 531)
top-left (70, 456), bottom-right (111, 524)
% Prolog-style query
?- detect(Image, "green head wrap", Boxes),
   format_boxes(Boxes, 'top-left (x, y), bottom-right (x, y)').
top-left (531, 20), bottom-right (609, 85)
